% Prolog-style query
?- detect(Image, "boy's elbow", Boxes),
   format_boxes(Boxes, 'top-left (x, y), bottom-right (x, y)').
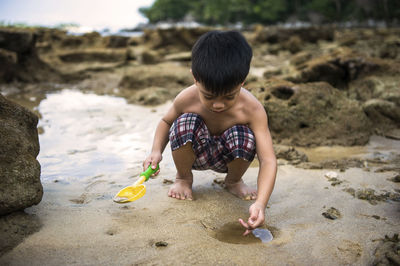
top-left (258, 155), bottom-right (277, 168)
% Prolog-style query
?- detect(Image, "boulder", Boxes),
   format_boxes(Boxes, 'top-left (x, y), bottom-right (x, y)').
top-left (0, 94), bottom-right (42, 215)
top-left (142, 27), bottom-right (210, 53)
top-left (0, 28), bottom-right (35, 54)
top-left (118, 63), bottom-right (192, 91)
top-left (253, 79), bottom-right (372, 146)
top-left (0, 28), bottom-right (63, 83)
top-left (363, 99), bottom-right (400, 124)
top-left (290, 47), bottom-right (381, 89)
top-left (0, 48), bottom-right (17, 82)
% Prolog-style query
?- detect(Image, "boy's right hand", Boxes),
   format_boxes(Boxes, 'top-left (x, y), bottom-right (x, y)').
top-left (143, 152), bottom-right (162, 175)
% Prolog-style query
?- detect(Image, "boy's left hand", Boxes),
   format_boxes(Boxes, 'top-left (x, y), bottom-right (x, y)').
top-left (238, 202), bottom-right (265, 236)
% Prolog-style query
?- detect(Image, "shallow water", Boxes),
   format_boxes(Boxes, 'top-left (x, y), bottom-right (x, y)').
top-left (11, 89), bottom-right (168, 182)
top-left (297, 136), bottom-right (400, 163)
top-left (214, 222), bottom-right (261, 244)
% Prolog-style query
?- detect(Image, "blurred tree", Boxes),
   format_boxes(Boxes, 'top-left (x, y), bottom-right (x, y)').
top-left (139, 0), bottom-right (192, 23)
top-left (139, 0), bottom-right (400, 25)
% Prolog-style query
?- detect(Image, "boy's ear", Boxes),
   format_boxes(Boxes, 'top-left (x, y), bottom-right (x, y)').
top-left (190, 69), bottom-right (198, 83)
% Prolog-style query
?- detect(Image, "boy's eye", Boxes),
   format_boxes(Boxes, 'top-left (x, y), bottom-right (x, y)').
top-left (204, 96), bottom-right (214, 100)
top-left (225, 96), bottom-right (235, 100)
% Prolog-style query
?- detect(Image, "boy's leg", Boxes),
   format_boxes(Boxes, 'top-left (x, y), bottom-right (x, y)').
top-left (225, 158), bottom-right (257, 200)
top-left (220, 125), bottom-right (257, 200)
top-left (168, 142), bottom-right (196, 200)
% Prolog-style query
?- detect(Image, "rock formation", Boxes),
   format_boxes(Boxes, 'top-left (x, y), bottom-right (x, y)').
top-left (0, 94), bottom-right (42, 215)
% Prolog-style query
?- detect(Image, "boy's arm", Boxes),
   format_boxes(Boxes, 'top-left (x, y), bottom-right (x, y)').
top-left (143, 90), bottom-right (186, 171)
top-left (240, 103), bottom-right (277, 234)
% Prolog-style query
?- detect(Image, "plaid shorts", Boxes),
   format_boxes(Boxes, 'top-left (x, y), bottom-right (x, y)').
top-left (169, 113), bottom-right (256, 173)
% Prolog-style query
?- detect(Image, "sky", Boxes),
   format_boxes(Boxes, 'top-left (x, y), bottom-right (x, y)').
top-left (0, 0), bottom-right (155, 31)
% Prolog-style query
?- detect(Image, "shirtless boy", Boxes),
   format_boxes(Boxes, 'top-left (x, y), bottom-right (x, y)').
top-left (143, 30), bottom-right (277, 234)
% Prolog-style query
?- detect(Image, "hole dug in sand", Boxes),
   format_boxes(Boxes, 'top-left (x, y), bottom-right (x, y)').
top-left (211, 222), bottom-right (276, 244)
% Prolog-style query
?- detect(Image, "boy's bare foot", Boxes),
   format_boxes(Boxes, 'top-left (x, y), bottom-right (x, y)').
top-left (168, 178), bottom-right (193, 200)
top-left (225, 179), bottom-right (257, 200)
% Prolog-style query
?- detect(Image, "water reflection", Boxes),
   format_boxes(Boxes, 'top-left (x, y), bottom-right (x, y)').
top-left (37, 90), bottom-right (160, 182)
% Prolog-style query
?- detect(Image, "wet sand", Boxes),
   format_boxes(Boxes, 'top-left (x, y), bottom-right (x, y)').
top-left (1, 90), bottom-right (399, 265)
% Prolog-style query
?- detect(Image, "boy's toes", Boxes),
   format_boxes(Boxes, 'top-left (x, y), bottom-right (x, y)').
top-left (243, 195), bottom-right (251, 200)
top-left (184, 192), bottom-right (193, 200)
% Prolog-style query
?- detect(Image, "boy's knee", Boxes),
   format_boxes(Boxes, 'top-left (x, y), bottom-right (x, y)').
top-left (223, 125), bottom-right (256, 161)
top-left (169, 113), bottom-right (204, 151)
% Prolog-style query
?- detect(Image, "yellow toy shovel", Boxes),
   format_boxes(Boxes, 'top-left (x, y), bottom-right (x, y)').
top-left (113, 164), bottom-right (159, 203)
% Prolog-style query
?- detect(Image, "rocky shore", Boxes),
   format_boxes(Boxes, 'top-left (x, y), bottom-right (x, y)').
top-left (0, 25), bottom-right (399, 265)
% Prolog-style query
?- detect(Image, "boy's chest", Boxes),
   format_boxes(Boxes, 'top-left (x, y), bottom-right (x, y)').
top-left (197, 110), bottom-right (249, 136)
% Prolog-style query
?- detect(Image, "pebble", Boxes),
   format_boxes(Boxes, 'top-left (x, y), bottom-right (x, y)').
top-left (322, 207), bottom-right (341, 220)
top-left (324, 171), bottom-right (338, 179)
top-left (155, 241), bottom-right (168, 247)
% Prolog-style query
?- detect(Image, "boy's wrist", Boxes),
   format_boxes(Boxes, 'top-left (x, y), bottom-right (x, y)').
top-left (254, 200), bottom-right (267, 210)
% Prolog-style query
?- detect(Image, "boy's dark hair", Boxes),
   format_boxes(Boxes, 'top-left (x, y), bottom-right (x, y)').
top-left (191, 30), bottom-right (252, 96)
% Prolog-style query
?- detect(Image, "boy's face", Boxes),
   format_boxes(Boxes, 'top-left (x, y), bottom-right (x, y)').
top-left (196, 82), bottom-right (242, 113)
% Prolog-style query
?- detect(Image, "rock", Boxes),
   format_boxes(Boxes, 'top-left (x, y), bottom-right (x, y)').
top-left (118, 62), bottom-right (192, 94)
top-left (389, 174), bottom-right (400, 183)
top-left (282, 36), bottom-right (303, 54)
top-left (142, 27), bottom-right (209, 53)
top-left (131, 87), bottom-right (172, 105)
top-left (363, 99), bottom-right (400, 124)
top-left (274, 145), bottom-right (308, 164)
top-left (164, 51), bottom-right (191, 62)
top-left (290, 51), bottom-right (313, 66)
top-left (0, 28), bottom-right (35, 54)
top-left (0, 94), bottom-right (42, 215)
top-left (290, 47), bottom-right (380, 89)
top-left (0, 211), bottom-right (42, 256)
top-left (0, 28), bottom-right (63, 83)
top-left (344, 187), bottom-right (400, 205)
top-left (0, 48), bottom-right (17, 82)
top-left (380, 36), bottom-right (400, 59)
top-left (163, 179), bottom-right (173, 185)
top-left (251, 25), bottom-right (334, 45)
top-left (60, 35), bottom-right (84, 48)
top-left (104, 35), bottom-right (129, 48)
top-left (256, 79), bottom-right (372, 146)
top-left (324, 171), bottom-right (338, 179)
top-left (126, 47), bottom-right (137, 61)
top-left (58, 49), bottom-right (126, 63)
top-left (213, 178), bottom-right (225, 187)
top-left (373, 234), bottom-right (400, 266)
top-left (155, 241), bottom-right (168, 247)
top-left (322, 207), bottom-right (341, 220)
top-left (139, 49), bottom-right (159, 64)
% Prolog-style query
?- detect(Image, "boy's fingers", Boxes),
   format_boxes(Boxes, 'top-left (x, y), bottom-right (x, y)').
top-left (242, 229), bottom-right (252, 236)
top-left (238, 218), bottom-right (249, 229)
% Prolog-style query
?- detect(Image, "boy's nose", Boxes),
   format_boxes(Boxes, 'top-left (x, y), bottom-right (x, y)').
top-left (213, 102), bottom-right (225, 109)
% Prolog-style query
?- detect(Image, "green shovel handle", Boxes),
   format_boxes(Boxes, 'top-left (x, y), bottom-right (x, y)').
top-left (141, 164), bottom-right (160, 181)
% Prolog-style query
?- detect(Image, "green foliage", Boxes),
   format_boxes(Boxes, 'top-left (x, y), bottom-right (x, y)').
top-left (140, 0), bottom-right (400, 25)
top-left (139, 0), bottom-right (192, 23)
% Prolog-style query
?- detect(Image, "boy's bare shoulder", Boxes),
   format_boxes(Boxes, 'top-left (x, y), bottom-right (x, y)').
top-left (241, 88), bottom-right (266, 116)
top-left (174, 85), bottom-right (198, 106)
